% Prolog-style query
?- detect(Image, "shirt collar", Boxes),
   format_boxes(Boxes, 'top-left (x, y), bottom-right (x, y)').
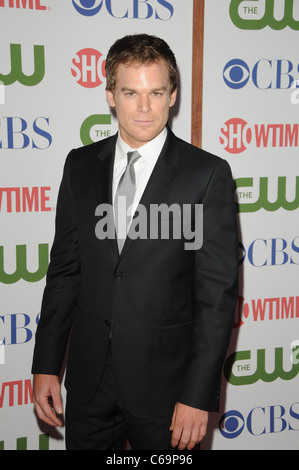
top-left (115, 127), bottom-right (167, 164)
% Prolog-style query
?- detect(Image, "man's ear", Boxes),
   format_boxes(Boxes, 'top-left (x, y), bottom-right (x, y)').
top-left (106, 89), bottom-right (116, 108)
top-left (169, 88), bottom-right (177, 108)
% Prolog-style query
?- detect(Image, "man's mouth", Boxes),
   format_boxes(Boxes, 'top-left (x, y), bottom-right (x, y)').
top-left (134, 120), bottom-right (154, 126)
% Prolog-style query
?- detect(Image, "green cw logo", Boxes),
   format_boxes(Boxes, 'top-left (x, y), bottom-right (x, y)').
top-left (0, 244), bottom-right (49, 284)
top-left (0, 44), bottom-right (45, 86)
top-left (235, 176), bottom-right (299, 213)
top-left (80, 114), bottom-right (112, 146)
top-left (230, 0), bottom-right (299, 31)
top-left (0, 434), bottom-right (49, 450)
top-left (224, 346), bottom-right (299, 386)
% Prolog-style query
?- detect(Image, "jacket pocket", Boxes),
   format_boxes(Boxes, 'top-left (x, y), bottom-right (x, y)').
top-left (158, 320), bottom-right (195, 346)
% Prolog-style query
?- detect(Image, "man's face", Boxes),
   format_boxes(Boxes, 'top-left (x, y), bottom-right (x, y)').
top-left (106, 60), bottom-right (177, 148)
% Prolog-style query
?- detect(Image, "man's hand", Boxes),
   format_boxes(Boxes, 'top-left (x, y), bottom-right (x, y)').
top-left (170, 402), bottom-right (208, 450)
top-left (33, 374), bottom-right (64, 427)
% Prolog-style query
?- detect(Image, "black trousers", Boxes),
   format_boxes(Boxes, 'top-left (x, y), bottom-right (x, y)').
top-left (65, 341), bottom-right (174, 450)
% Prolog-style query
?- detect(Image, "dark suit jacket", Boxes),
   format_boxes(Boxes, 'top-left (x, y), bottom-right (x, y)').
top-left (32, 128), bottom-right (239, 418)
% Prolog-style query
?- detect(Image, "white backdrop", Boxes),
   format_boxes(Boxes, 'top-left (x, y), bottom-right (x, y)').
top-left (0, 0), bottom-right (298, 451)
top-left (201, 0), bottom-right (299, 450)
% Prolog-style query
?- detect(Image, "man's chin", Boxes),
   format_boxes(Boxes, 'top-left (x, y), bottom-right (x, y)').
top-left (125, 129), bottom-right (162, 147)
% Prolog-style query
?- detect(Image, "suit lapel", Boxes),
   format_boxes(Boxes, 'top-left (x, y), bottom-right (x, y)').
top-left (94, 133), bottom-right (119, 258)
top-left (95, 133), bottom-right (117, 205)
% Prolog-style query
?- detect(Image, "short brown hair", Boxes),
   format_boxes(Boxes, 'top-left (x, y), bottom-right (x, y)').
top-left (105, 34), bottom-right (179, 94)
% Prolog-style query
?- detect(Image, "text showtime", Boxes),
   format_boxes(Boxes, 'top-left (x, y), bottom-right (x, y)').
top-left (0, 187), bottom-right (52, 213)
top-left (0, 0), bottom-right (47, 9)
top-left (220, 119), bottom-right (299, 154)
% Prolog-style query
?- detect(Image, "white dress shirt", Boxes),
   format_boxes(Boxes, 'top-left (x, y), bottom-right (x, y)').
top-left (113, 127), bottom-right (167, 221)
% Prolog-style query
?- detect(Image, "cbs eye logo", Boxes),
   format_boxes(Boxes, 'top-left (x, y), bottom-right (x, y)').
top-left (72, 0), bottom-right (103, 16)
top-left (219, 410), bottom-right (245, 439)
top-left (223, 59), bottom-right (250, 89)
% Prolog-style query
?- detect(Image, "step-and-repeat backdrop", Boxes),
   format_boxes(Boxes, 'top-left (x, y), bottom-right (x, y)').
top-left (0, 0), bottom-right (193, 451)
top-left (200, 0), bottom-right (299, 450)
top-left (0, 0), bottom-right (298, 451)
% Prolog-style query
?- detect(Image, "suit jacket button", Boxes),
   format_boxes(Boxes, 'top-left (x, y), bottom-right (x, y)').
top-left (114, 270), bottom-right (123, 279)
top-left (104, 320), bottom-right (111, 327)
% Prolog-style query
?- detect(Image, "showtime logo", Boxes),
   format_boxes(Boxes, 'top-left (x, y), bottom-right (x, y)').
top-left (220, 118), bottom-right (299, 154)
top-left (71, 48), bottom-right (106, 88)
top-left (0, 0), bottom-right (47, 9)
top-left (0, 186), bottom-right (52, 213)
top-left (0, 378), bottom-right (33, 407)
top-left (234, 295), bottom-right (299, 329)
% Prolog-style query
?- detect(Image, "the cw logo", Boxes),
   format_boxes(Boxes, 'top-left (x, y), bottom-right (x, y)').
top-left (230, 0), bottom-right (299, 31)
top-left (0, 434), bottom-right (49, 450)
top-left (0, 44), bottom-right (45, 86)
top-left (0, 244), bottom-right (49, 284)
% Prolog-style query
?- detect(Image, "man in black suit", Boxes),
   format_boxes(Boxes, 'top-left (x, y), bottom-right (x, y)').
top-left (32, 34), bottom-right (239, 450)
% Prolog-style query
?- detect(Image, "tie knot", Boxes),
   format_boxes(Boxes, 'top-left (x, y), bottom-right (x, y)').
top-left (127, 150), bottom-right (141, 166)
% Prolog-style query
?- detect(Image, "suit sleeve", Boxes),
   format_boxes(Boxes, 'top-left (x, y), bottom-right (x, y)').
top-left (179, 159), bottom-right (239, 412)
top-left (32, 150), bottom-right (81, 376)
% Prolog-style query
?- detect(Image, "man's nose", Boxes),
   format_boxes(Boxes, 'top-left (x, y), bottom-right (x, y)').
top-left (137, 95), bottom-right (151, 113)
